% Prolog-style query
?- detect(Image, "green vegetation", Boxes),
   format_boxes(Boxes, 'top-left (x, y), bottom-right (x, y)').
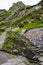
top-left (2, 31), bottom-right (15, 52)
top-left (0, 19), bottom-right (7, 23)
top-left (0, 32), bottom-right (2, 35)
top-left (23, 20), bottom-right (43, 30)
top-left (0, 1), bottom-right (43, 54)
top-left (2, 30), bottom-right (36, 53)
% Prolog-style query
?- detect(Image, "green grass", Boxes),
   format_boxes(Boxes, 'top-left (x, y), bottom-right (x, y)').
top-left (0, 27), bottom-right (5, 32)
top-left (0, 19), bottom-right (7, 23)
top-left (14, 20), bottom-right (43, 33)
top-left (0, 7), bottom-right (43, 34)
top-left (0, 27), bottom-right (6, 34)
top-left (0, 32), bottom-right (2, 35)
top-left (24, 20), bottom-right (43, 30)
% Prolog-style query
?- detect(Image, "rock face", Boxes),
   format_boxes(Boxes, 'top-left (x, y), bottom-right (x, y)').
top-left (0, 51), bottom-right (13, 65)
top-left (0, 0), bottom-right (43, 65)
top-left (0, 51), bottom-right (29, 65)
top-left (1, 56), bottom-right (29, 65)
top-left (1, 54), bottom-right (42, 65)
top-left (25, 27), bottom-right (43, 49)
top-left (0, 10), bottom-right (8, 21)
top-left (9, 1), bottom-right (25, 13)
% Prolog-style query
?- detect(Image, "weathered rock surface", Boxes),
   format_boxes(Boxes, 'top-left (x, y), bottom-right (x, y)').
top-left (0, 51), bottom-right (30, 65)
top-left (0, 51), bottom-right (14, 65)
top-left (9, 1), bottom-right (25, 13)
top-left (1, 52), bottom-right (42, 65)
top-left (1, 55), bottom-right (30, 65)
top-left (25, 27), bottom-right (43, 49)
top-left (0, 51), bottom-right (42, 65)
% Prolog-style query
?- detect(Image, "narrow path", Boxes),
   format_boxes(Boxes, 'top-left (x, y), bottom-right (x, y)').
top-left (0, 31), bottom-right (7, 46)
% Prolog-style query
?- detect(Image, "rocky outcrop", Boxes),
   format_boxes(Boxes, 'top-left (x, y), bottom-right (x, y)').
top-left (25, 27), bottom-right (43, 49)
top-left (0, 52), bottom-right (43, 65)
top-left (0, 10), bottom-right (8, 21)
top-left (0, 1), bottom-right (43, 65)
top-left (9, 1), bottom-right (25, 13)
top-left (1, 55), bottom-right (30, 65)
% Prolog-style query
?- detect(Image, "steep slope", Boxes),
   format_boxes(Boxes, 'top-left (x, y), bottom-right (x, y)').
top-left (0, 0), bottom-right (43, 50)
top-left (9, 1), bottom-right (25, 13)
top-left (0, 0), bottom-right (43, 64)
top-left (0, 1), bottom-right (43, 30)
